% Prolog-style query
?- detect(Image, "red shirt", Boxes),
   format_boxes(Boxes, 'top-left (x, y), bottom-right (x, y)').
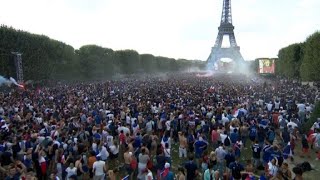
top-left (119, 133), bottom-right (126, 144)
top-left (211, 130), bottom-right (219, 142)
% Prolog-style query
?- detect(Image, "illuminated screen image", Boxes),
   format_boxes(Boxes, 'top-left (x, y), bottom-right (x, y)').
top-left (258, 59), bottom-right (275, 74)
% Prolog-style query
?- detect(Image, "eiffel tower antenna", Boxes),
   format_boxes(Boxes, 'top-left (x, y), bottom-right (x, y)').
top-left (207, 0), bottom-right (244, 70)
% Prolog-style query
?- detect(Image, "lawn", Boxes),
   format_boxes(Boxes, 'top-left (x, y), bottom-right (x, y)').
top-left (108, 137), bottom-right (320, 180)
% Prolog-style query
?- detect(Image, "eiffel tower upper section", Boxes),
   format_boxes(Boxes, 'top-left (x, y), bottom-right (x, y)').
top-left (207, 0), bottom-right (244, 65)
top-left (215, 0), bottom-right (238, 48)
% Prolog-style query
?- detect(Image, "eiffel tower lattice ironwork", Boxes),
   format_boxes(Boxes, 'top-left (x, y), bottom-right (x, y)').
top-left (207, 0), bottom-right (244, 68)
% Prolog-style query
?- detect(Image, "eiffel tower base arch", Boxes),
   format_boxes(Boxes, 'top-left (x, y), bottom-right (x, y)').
top-left (207, 47), bottom-right (244, 71)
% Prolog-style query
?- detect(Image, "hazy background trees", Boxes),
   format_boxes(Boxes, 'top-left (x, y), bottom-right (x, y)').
top-left (275, 31), bottom-right (320, 81)
top-left (0, 25), bottom-right (205, 81)
top-left (2, 25), bottom-right (319, 82)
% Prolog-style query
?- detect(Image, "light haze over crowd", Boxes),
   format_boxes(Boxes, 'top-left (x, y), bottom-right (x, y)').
top-left (0, 0), bottom-right (319, 61)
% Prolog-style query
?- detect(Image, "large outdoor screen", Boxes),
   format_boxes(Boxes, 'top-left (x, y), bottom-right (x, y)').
top-left (258, 58), bottom-right (275, 74)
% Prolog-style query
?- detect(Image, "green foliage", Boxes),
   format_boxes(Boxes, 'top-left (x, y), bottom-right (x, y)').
top-left (0, 25), bottom-right (205, 81)
top-left (276, 43), bottom-right (303, 78)
top-left (77, 45), bottom-right (115, 79)
top-left (0, 25), bottom-right (75, 80)
top-left (302, 101), bottom-right (320, 133)
top-left (276, 31), bottom-right (320, 81)
top-left (300, 32), bottom-right (320, 81)
top-left (140, 54), bottom-right (157, 73)
top-left (114, 50), bottom-right (140, 74)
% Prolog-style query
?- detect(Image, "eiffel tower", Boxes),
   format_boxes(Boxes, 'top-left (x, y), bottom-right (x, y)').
top-left (207, 0), bottom-right (244, 69)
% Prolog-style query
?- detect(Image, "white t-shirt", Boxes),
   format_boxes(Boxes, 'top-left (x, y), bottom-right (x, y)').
top-left (106, 135), bottom-right (114, 147)
top-left (306, 106), bottom-right (312, 113)
top-left (165, 120), bottom-right (171, 131)
top-left (220, 133), bottom-right (228, 143)
top-left (297, 104), bottom-right (306, 112)
top-left (313, 122), bottom-right (320, 129)
top-left (206, 112), bottom-right (213, 119)
top-left (164, 148), bottom-right (171, 158)
top-left (266, 103), bottom-right (273, 111)
top-left (93, 160), bottom-right (105, 176)
top-left (274, 101), bottom-right (280, 109)
top-left (268, 162), bottom-right (278, 177)
top-left (118, 126), bottom-right (130, 135)
top-left (65, 167), bottom-right (77, 178)
top-left (98, 146), bottom-right (109, 160)
top-left (131, 117), bottom-right (137, 125)
top-left (126, 116), bottom-right (131, 125)
top-left (287, 122), bottom-right (298, 129)
top-left (161, 137), bottom-right (171, 149)
top-left (132, 125), bottom-right (140, 135)
top-left (145, 170), bottom-right (153, 180)
top-left (221, 117), bottom-right (229, 126)
top-left (109, 145), bottom-right (119, 155)
top-left (107, 113), bottom-right (114, 120)
top-left (120, 111), bottom-right (126, 119)
top-left (92, 142), bottom-right (98, 152)
top-left (146, 121), bottom-right (154, 132)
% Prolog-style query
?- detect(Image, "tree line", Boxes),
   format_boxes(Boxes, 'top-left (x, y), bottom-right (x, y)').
top-left (0, 25), bottom-right (205, 81)
top-left (275, 31), bottom-right (320, 81)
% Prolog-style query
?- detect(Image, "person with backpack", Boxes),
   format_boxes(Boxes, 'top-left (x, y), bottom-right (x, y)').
top-left (221, 131), bottom-right (231, 147)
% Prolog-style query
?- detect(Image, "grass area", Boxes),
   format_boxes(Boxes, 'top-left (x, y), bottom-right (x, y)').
top-left (107, 137), bottom-right (320, 180)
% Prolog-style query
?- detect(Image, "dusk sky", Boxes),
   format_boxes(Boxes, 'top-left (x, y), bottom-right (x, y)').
top-left (0, 0), bottom-right (319, 61)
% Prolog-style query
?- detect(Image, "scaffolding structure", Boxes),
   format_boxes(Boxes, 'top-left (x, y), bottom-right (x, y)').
top-left (11, 52), bottom-right (24, 83)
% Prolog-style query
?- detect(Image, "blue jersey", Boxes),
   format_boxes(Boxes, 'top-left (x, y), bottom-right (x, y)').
top-left (262, 145), bottom-right (272, 163)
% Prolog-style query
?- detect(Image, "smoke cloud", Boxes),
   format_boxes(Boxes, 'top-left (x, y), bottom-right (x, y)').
top-left (0, 75), bottom-right (11, 86)
top-left (0, 75), bottom-right (24, 88)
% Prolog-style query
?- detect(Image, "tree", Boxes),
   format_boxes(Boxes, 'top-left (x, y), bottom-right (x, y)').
top-left (0, 25), bottom-right (206, 81)
top-left (114, 50), bottom-right (140, 74)
top-left (300, 32), bottom-right (320, 81)
top-left (77, 45), bottom-right (115, 79)
top-left (140, 54), bottom-right (156, 73)
top-left (277, 43), bottom-right (303, 78)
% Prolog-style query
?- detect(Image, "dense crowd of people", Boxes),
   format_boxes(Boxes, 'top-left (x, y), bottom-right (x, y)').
top-left (0, 73), bottom-right (319, 180)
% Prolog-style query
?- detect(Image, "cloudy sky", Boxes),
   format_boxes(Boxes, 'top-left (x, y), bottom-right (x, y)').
top-left (0, 0), bottom-right (319, 61)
